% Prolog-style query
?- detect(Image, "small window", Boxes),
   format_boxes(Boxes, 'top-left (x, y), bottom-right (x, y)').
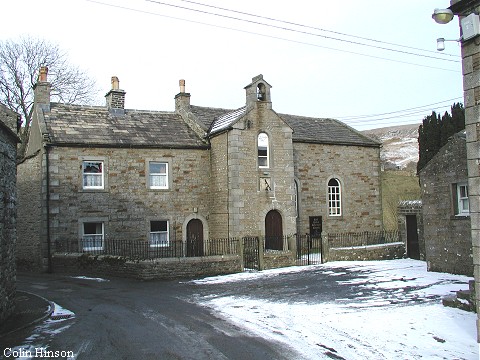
top-left (150, 220), bottom-right (169, 247)
top-left (83, 161), bottom-right (104, 189)
top-left (258, 133), bottom-right (269, 168)
top-left (294, 180), bottom-right (299, 217)
top-left (149, 162), bottom-right (168, 189)
top-left (328, 178), bottom-right (342, 216)
top-left (455, 183), bottom-right (469, 215)
top-left (82, 222), bottom-right (104, 250)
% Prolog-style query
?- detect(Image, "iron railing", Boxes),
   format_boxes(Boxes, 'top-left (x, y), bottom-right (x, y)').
top-left (55, 237), bottom-right (239, 260)
top-left (327, 230), bottom-right (399, 249)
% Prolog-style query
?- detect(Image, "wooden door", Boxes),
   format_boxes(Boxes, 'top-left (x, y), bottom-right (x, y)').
top-left (265, 210), bottom-right (283, 250)
top-left (406, 215), bottom-right (420, 260)
top-left (186, 219), bottom-right (204, 257)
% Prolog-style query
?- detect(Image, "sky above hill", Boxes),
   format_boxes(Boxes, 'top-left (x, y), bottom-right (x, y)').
top-left (2, 0), bottom-right (464, 130)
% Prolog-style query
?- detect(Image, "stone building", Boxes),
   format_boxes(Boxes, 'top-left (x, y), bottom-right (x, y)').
top-left (0, 103), bottom-right (20, 323)
top-left (419, 131), bottom-right (473, 276)
top-left (17, 68), bottom-right (383, 271)
top-left (397, 200), bottom-right (424, 260)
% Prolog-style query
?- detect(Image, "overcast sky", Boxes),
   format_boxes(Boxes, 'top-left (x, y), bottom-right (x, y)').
top-left (2, 0), bottom-right (464, 130)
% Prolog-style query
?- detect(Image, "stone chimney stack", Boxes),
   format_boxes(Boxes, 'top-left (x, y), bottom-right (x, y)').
top-left (105, 76), bottom-right (126, 113)
top-left (33, 66), bottom-right (51, 112)
top-left (175, 79), bottom-right (191, 112)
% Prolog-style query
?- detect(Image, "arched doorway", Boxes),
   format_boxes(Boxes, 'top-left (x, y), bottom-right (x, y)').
top-left (265, 210), bottom-right (283, 250)
top-left (186, 219), bottom-right (204, 257)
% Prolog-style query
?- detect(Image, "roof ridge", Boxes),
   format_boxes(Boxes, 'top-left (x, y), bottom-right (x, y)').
top-left (51, 102), bottom-right (177, 114)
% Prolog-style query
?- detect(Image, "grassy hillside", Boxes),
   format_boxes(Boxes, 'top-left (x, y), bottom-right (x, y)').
top-left (381, 170), bottom-right (421, 230)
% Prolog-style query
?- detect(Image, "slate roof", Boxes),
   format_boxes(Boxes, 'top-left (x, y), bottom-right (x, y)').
top-left (280, 113), bottom-right (379, 147)
top-left (208, 106), bottom-right (246, 135)
top-left (191, 105), bottom-right (379, 147)
top-left (190, 105), bottom-right (232, 130)
top-left (44, 103), bottom-right (208, 148)
top-left (44, 103), bottom-right (379, 148)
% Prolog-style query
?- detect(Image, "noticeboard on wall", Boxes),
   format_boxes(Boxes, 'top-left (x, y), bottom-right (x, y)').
top-left (309, 216), bottom-right (322, 238)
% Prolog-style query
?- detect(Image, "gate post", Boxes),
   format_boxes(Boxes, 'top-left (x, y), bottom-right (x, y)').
top-left (258, 236), bottom-right (265, 271)
top-left (287, 234), bottom-right (296, 254)
top-left (322, 233), bottom-right (329, 263)
top-left (238, 237), bottom-right (244, 270)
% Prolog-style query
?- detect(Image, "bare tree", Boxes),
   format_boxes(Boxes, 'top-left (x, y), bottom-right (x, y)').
top-left (0, 36), bottom-right (98, 155)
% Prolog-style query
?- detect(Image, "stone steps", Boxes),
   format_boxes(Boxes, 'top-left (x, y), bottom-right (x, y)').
top-left (442, 280), bottom-right (477, 313)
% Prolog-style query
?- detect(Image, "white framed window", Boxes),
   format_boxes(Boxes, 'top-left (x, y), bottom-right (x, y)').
top-left (455, 182), bottom-right (469, 215)
top-left (150, 220), bottom-right (169, 247)
top-left (149, 162), bottom-right (168, 189)
top-left (82, 161), bottom-right (104, 189)
top-left (258, 132), bottom-right (269, 168)
top-left (328, 178), bottom-right (342, 216)
top-left (82, 222), bottom-right (104, 250)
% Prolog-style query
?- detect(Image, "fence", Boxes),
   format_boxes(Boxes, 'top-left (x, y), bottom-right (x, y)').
top-left (54, 230), bottom-right (402, 267)
top-left (55, 237), bottom-right (239, 261)
top-left (327, 230), bottom-right (399, 249)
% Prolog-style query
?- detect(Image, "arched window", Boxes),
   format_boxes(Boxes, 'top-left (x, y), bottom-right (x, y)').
top-left (328, 178), bottom-right (342, 216)
top-left (258, 132), bottom-right (269, 168)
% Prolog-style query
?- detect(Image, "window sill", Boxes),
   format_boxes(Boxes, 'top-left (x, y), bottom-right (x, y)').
top-left (451, 214), bottom-right (470, 220)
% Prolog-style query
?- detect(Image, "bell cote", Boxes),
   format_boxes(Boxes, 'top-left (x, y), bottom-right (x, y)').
top-left (245, 74), bottom-right (272, 110)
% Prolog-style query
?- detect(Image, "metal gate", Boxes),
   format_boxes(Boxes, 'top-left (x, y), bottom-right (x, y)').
top-left (296, 235), bottom-right (323, 265)
top-left (243, 237), bottom-right (260, 271)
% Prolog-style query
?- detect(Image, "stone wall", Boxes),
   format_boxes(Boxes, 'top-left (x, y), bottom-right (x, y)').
top-left (52, 253), bottom-right (241, 280)
top-left (209, 134), bottom-right (229, 238)
top-left (0, 105), bottom-right (18, 323)
top-left (294, 142), bottom-right (383, 235)
top-left (263, 251), bottom-right (295, 270)
top-left (16, 153), bottom-right (44, 270)
top-left (227, 105), bottom-right (296, 240)
top-left (47, 146), bottom-right (211, 250)
top-left (456, 0), bottom-right (480, 340)
top-left (419, 134), bottom-right (473, 276)
top-left (326, 243), bottom-right (405, 262)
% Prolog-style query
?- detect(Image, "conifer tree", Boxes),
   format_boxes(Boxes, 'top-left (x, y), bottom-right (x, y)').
top-left (417, 103), bottom-right (465, 173)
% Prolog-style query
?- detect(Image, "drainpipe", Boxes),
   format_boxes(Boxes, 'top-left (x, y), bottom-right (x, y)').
top-left (226, 131), bottom-right (230, 238)
top-left (45, 144), bottom-right (52, 273)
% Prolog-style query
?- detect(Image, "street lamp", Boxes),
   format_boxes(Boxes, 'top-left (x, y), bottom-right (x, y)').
top-left (432, 8), bottom-right (455, 24)
top-left (432, 6), bottom-right (480, 50)
top-left (436, 37), bottom-right (461, 50)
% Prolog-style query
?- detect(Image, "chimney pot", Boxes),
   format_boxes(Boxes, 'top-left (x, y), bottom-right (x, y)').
top-left (111, 76), bottom-right (120, 90)
top-left (179, 79), bottom-right (186, 93)
top-left (39, 66), bottom-right (48, 82)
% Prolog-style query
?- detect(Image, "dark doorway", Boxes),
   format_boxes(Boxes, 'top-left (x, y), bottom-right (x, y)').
top-left (406, 215), bottom-right (420, 260)
top-left (186, 219), bottom-right (204, 257)
top-left (265, 210), bottom-right (283, 250)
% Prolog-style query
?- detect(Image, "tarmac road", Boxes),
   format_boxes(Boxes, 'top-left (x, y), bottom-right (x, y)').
top-left (1, 263), bottom-right (449, 360)
top-left (1, 272), bottom-right (302, 360)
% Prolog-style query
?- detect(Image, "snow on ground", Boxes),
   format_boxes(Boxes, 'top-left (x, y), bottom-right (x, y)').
top-left (70, 276), bottom-right (109, 282)
top-left (193, 259), bottom-right (478, 360)
top-left (5, 304), bottom-right (76, 359)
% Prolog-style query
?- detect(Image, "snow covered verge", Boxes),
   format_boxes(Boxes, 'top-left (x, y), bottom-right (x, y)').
top-left (193, 259), bottom-right (478, 360)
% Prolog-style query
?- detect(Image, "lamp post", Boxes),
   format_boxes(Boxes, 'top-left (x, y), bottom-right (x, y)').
top-left (432, 0), bottom-right (480, 344)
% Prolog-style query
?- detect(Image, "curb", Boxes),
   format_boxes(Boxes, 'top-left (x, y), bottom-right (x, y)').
top-left (0, 291), bottom-right (54, 337)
